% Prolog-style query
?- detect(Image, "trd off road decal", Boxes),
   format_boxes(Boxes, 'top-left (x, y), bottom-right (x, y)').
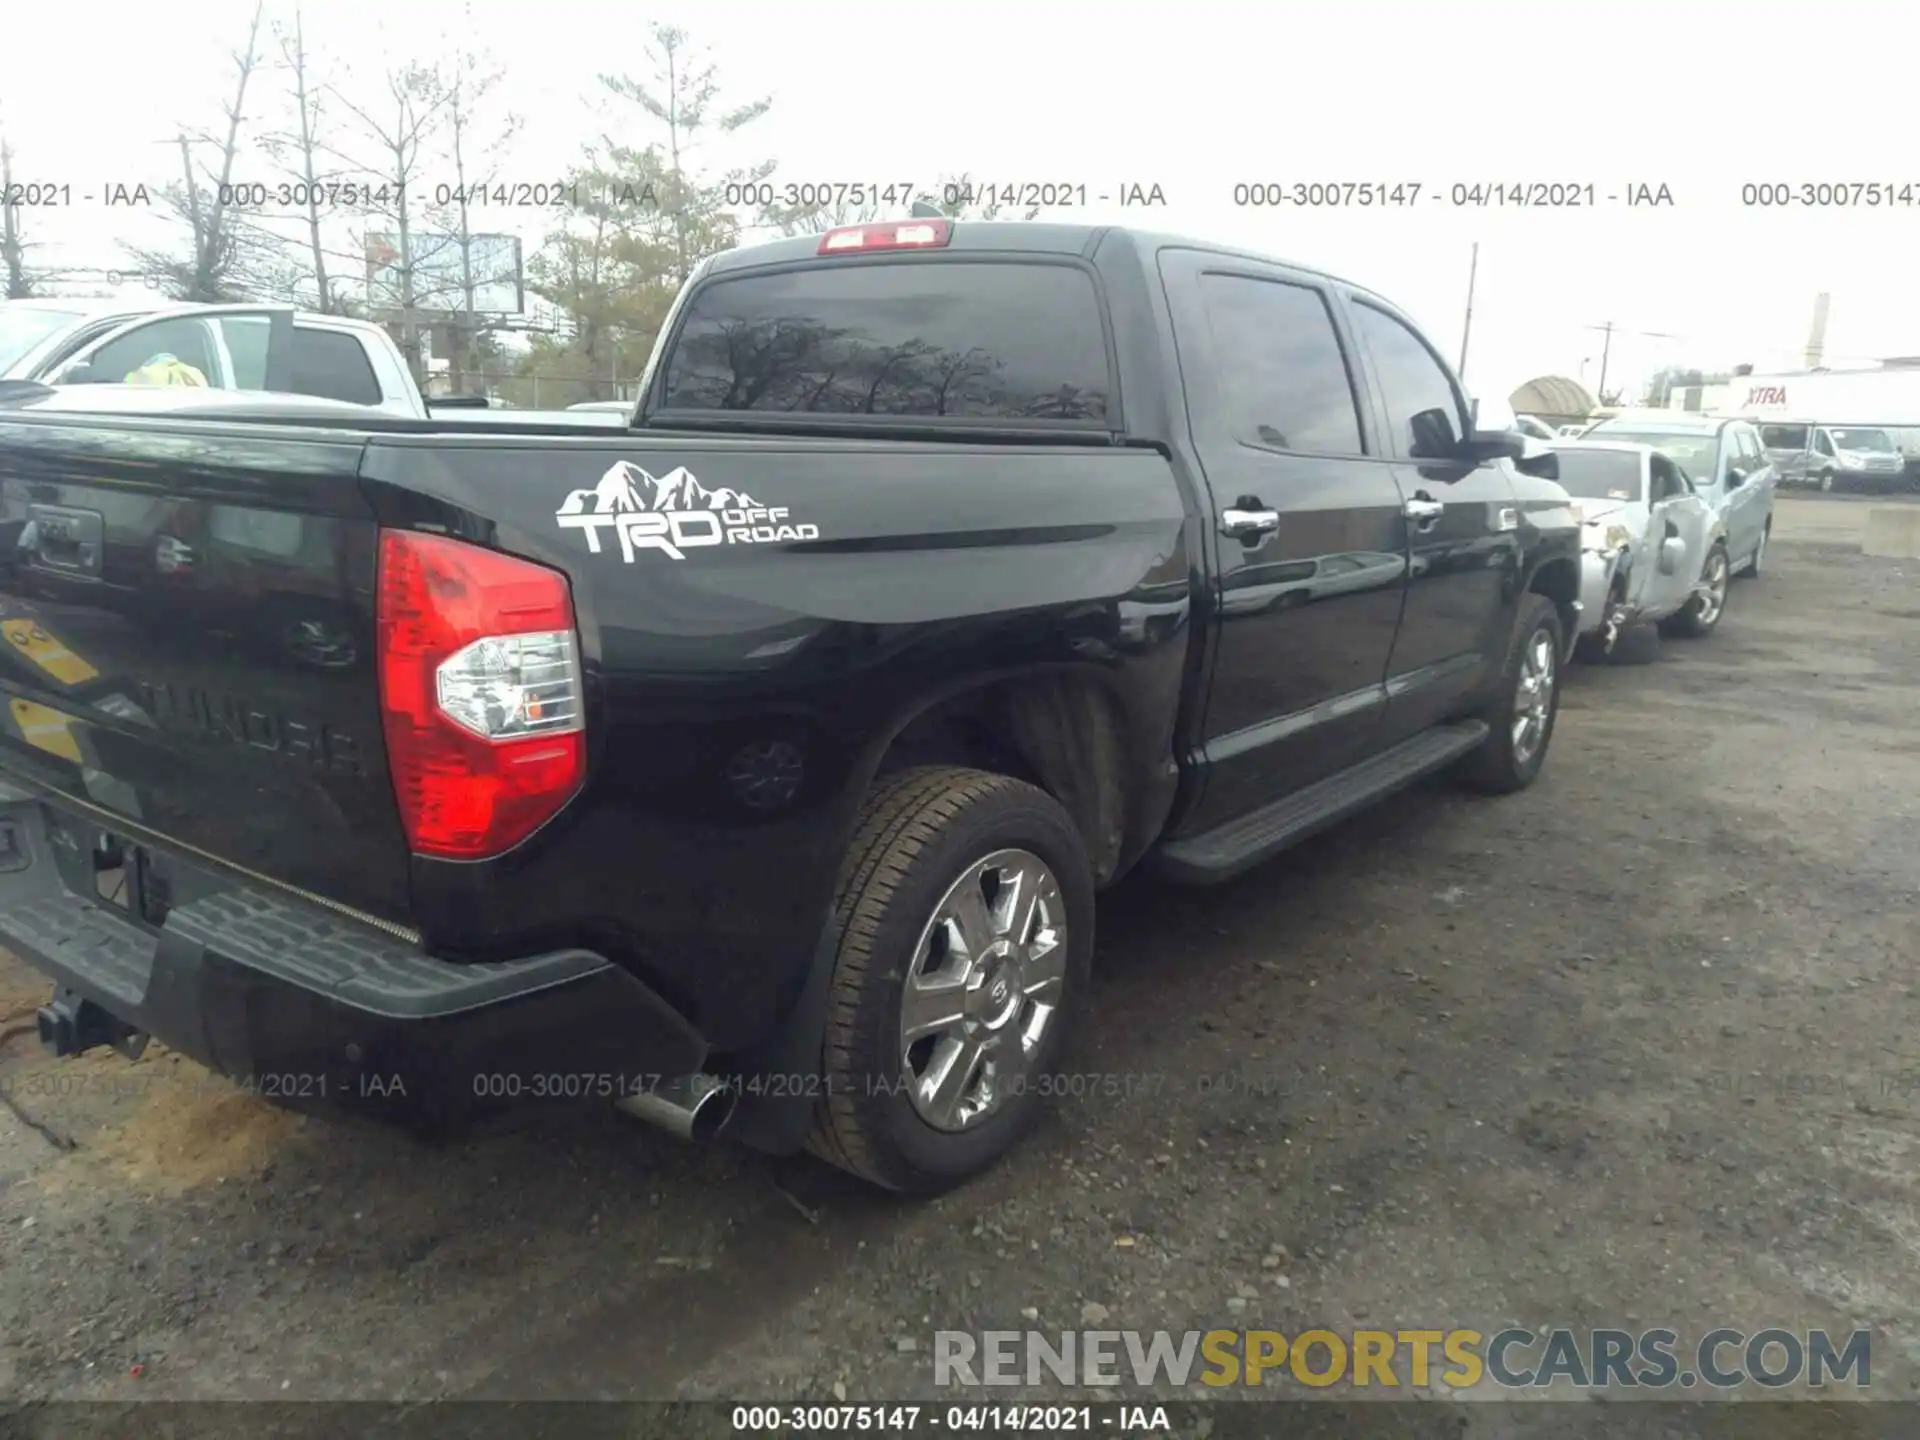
top-left (556, 461), bottom-right (820, 562)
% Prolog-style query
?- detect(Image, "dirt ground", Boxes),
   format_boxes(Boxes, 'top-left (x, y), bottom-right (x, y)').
top-left (1, 500), bottom-right (1916, 1416)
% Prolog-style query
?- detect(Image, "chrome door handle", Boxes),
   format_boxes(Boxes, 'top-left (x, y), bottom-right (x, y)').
top-left (1403, 497), bottom-right (1446, 523)
top-left (1220, 507), bottom-right (1281, 539)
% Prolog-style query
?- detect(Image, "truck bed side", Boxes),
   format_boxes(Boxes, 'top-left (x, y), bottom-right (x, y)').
top-left (0, 412), bottom-right (1192, 1052)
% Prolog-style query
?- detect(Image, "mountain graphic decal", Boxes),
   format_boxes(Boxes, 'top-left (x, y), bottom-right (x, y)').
top-left (554, 460), bottom-right (818, 563)
top-left (559, 462), bottom-right (762, 516)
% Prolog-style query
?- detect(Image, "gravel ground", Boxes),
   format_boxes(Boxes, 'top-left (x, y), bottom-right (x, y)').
top-left (0, 508), bottom-right (1916, 1417)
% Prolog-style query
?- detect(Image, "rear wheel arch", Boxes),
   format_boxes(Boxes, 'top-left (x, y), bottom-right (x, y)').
top-left (1524, 552), bottom-right (1581, 647)
top-left (865, 669), bottom-right (1140, 888)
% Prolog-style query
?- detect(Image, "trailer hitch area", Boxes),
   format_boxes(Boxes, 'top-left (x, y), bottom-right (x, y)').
top-left (37, 988), bottom-right (149, 1061)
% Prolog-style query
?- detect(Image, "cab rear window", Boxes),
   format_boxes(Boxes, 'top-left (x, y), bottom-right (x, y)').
top-left (657, 261), bottom-right (1112, 424)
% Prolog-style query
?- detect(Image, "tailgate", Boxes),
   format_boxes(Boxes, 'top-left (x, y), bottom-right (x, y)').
top-left (0, 415), bottom-right (412, 923)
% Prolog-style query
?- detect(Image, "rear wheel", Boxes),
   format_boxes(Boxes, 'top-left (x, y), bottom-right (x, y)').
top-left (807, 766), bottom-right (1094, 1194)
top-left (1663, 544), bottom-right (1730, 638)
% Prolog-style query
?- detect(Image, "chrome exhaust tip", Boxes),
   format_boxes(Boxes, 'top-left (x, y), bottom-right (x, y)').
top-left (614, 1073), bottom-right (737, 1145)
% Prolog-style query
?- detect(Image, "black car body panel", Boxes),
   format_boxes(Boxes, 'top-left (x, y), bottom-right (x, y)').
top-left (0, 222), bottom-right (1577, 1133)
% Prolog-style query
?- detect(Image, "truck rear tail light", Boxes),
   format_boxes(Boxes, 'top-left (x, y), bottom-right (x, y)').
top-left (818, 219), bottom-right (952, 255)
top-left (375, 530), bottom-right (585, 860)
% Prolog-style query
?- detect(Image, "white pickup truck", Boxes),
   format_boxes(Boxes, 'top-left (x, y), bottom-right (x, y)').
top-left (0, 299), bottom-right (636, 426)
top-left (0, 299), bottom-right (437, 415)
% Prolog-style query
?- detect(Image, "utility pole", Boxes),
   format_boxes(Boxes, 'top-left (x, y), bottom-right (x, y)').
top-left (1458, 241), bottom-right (1479, 378)
top-left (1583, 321), bottom-right (1685, 405)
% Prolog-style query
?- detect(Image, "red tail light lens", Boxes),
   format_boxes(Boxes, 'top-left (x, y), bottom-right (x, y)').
top-left (817, 218), bottom-right (952, 255)
top-left (375, 530), bottom-right (585, 859)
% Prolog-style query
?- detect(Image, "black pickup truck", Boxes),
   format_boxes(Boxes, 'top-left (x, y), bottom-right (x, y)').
top-left (0, 220), bottom-right (1577, 1193)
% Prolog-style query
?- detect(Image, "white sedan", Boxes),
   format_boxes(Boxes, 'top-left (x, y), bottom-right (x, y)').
top-left (1552, 441), bottom-right (1729, 662)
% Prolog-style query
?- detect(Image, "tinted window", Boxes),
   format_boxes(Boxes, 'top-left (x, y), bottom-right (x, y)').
top-left (84, 318), bottom-right (217, 383)
top-left (1552, 448), bottom-right (1644, 501)
top-left (1813, 430), bottom-right (1836, 456)
top-left (1760, 423), bottom-right (1809, 450)
top-left (1351, 302), bottom-right (1464, 459)
top-left (290, 328), bottom-right (382, 405)
top-left (1196, 274), bottom-right (1363, 455)
top-left (1734, 428), bottom-right (1762, 463)
top-left (659, 262), bottom-right (1110, 422)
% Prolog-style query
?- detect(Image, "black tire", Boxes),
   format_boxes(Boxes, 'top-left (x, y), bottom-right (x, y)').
top-left (1662, 544), bottom-right (1730, 639)
top-left (1457, 593), bottom-right (1563, 795)
top-left (806, 766), bottom-right (1095, 1194)
top-left (1737, 521), bottom-right (1770, 579)
top-left (1609, 624), bottom-right (1662, 664)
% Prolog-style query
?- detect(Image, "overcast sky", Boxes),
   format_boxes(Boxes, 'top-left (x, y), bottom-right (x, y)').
top-left (3, 0), bottom-right (1914, 403)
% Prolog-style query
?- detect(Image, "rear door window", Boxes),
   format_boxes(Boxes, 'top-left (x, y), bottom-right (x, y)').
top-left (658, 262), bottom-right (1111, 423)
top-left (1194, 273), bottom-right (1365, 455)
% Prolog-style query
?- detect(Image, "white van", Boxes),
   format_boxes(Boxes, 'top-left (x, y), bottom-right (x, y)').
top-left (1753, 420), bottom-right (1908, 491)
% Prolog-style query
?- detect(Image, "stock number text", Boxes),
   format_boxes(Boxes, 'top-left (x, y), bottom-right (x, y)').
top-left (1742, 182), bottom-right (1920, 208)
top-left (724, 181), bottom-right (916, 209)
top-left (220, 181), bottom-right (399, 210)
top-left (1234, 181), bottom-right (1423, 207)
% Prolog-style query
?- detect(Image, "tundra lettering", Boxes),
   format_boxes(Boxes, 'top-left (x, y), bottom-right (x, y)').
top-left (136, 681), bottom-right (363, 776)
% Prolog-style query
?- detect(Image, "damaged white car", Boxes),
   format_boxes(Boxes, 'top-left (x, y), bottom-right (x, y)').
top-left (1552, 440), bottom-right (1732, 662)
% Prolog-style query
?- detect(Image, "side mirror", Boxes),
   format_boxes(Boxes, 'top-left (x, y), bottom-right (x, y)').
top-left (1409, 407), bottom-right (1463, 460)
top-left (1726, 466), bottom-right (1746, 488)
top-left (1658, 535), bottom-right (1687, 576)
top-left (56, 361), bottom-right (98, 385)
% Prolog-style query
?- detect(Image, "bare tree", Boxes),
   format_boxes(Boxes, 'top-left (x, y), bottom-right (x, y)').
top-left (128, 1), bottom-right (271, 300)
top-left (261, 7), bottom-right (347, 312)
top-left (1, 131), bottom-right (39, 298)
top-left (431, 40), bottom-right (523, 390)
top-left (331, 62), bottom-right (445, 382)
top-left (599, 24), bottom-right (773, 285)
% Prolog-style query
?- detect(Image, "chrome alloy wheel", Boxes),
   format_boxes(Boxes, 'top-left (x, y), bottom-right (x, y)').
top-left (1694, 549), bottom-right (1729, 626)
top-left (899, 848), bottom-right (1067, 1133)
top-left (1512, 627), bottom-right (1557, 769)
